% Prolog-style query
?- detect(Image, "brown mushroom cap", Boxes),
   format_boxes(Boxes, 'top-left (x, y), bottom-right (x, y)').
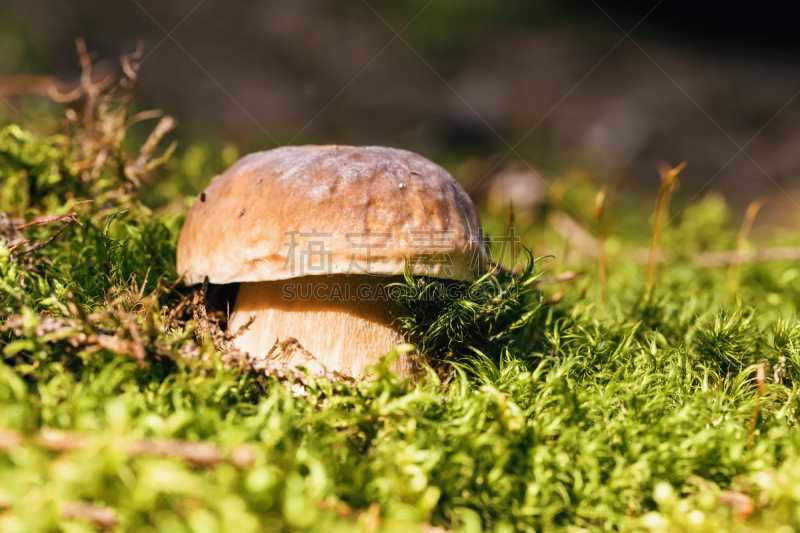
top-left (177, 145), bottom-right (486, 285)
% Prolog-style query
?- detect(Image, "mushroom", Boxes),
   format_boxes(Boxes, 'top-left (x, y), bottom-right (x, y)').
top-left (176, 145), bottom-right (485, 377)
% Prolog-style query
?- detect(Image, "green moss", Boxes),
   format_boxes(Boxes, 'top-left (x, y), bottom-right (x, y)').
top-left (4, 116), bottom-right (800, 532)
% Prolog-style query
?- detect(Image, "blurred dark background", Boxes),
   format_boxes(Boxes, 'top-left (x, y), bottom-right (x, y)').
top-left (2, 0), bottom-right (799, 222)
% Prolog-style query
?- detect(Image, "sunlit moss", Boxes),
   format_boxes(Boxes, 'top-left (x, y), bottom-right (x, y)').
top-left (5, 119), bottom-right (800, 532)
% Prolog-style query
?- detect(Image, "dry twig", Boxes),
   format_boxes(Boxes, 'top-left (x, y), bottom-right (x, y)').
top-left (536, 271), bottom-right (583, 286)
top-left (11, 201), bottom-right (91, 256)
top-left (61, 502), bottom-right (118, 530)
top-left (697, 247), bottom-right (800, 266)
top-left (0, 429), bottom-right (255, 470)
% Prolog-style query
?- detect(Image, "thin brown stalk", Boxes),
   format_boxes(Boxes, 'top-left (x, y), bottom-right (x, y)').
top-left (594, 185), bottom-right (609, 303)
top-left (506, 201), bottom-right (516, 267)
top-left (548, 177), bottom-right (565, 206)
top-left (645, 162), bottom-right (686, 289)
top-left (727, 197), bottom-right (768, 301)
top-left (747, 363), bottom-right (766, 454)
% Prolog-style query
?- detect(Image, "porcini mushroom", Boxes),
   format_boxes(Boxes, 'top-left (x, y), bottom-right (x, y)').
top-left (177, 145), bottom-right (485, 377)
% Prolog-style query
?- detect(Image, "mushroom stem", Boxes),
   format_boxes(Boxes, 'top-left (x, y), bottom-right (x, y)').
top-left (229, 274), bottom-right (411, 377)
